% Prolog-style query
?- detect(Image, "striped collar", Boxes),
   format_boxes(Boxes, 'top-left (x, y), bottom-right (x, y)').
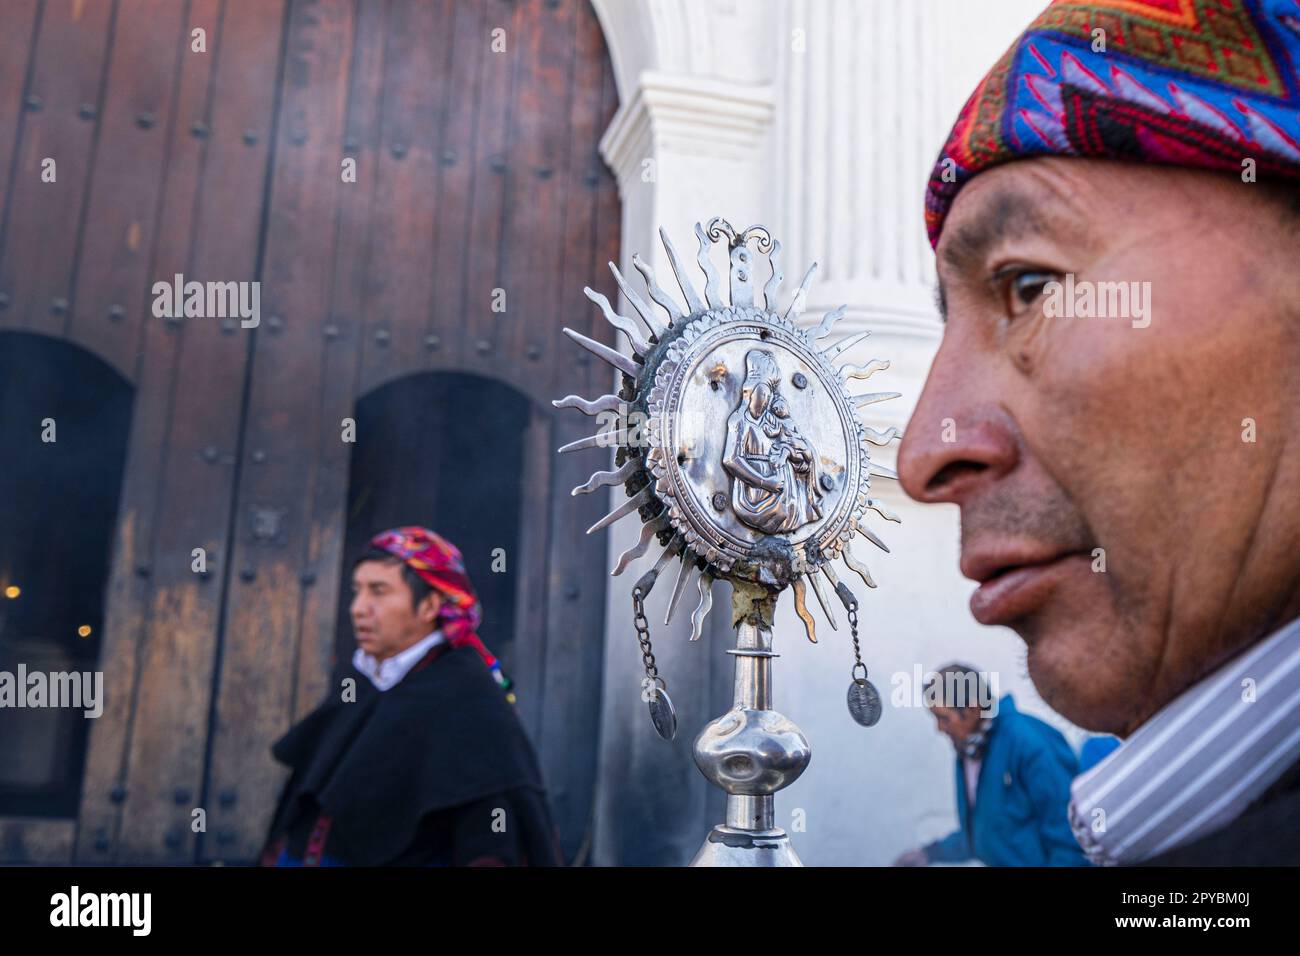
top-left (1069, 616), bottom-right (1300, 865)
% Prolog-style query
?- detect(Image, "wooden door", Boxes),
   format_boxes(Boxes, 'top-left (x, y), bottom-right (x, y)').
top-left (200, 0), bottom-right (621, 864)
top-left (0, 0), bottom-right (620, 864)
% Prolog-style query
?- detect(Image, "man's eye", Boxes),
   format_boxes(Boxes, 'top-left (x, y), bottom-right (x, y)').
top-left (1001, 269), bottom-right (1057, 312)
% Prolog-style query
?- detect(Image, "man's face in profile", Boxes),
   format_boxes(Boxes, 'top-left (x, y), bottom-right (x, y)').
top-left (350, 560), bottom-right (442, 662)
top-left (931, 705), bottom-right (982, 748)
top-left (899, 157), bottom-right (1300, 736)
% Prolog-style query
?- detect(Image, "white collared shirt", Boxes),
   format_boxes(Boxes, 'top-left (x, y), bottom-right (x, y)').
top-left (1069, 616), bottom-right (1300, 865)
top-left (963, 756), bottom-right (982, 810)
top-left (352, 630), bottom-right (445, 692)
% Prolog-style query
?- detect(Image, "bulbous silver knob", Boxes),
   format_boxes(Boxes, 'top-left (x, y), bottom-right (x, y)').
top-left (693, 707), bottom-right (811, 795)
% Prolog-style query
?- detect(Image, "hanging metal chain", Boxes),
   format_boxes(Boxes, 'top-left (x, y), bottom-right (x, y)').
top-left (845, 596), bottom-right (882, 727)
top-left (632, 585), bottom-right (661, 690)
top-left (847, 599), bottom-right (867, 682)
top-left (632, 585), bottom-right (677, 740)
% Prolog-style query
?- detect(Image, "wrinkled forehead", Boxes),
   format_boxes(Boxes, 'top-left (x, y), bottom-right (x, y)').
top-left (939, 156), bottom-right (1281, 276)
top-left (937, 159), bottom-right (1103, 271)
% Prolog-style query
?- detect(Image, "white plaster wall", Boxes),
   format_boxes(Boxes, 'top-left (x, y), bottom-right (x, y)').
top-left (591, 0), bottom-right (1083, 866)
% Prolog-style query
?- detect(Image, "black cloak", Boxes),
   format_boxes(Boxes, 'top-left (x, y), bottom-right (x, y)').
top-left (263, 644), bottom-right (561, 866)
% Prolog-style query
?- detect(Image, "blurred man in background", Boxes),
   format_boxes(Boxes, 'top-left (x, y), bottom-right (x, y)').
top-left (261, 526), bottom-right (560, 866)
top-left (894, 664), bottom-right (1085, 866)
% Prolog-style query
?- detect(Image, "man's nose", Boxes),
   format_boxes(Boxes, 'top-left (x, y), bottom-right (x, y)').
top-left (897, 349), bottom-right (1018, 507)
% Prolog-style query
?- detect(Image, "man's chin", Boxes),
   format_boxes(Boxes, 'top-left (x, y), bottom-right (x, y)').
top-left (1016, 610), bottom-right (1149, 735)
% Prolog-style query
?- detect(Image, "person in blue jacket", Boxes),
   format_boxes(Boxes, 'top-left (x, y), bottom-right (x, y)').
top-left (1078, 735), bottom-right (1121, 774)
top-left (893, 663), bottom-right (1088, 867)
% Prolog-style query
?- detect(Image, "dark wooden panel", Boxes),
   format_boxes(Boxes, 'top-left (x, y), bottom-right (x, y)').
top-left (107, 0), bottom-right (286, 863)
top-left (290, 0), bottom-right (393, 729)
top-left (591, 32), bottom-right (623, 400)
top-left (0, 0), bottom-right (623, 864)
top-left (422, 0), bottom-right (485, 374)
top-left (67, 0), bottom-right (188, 378)
top-left (356, 0), bottom-right (454, 395)
top-left (509, 403), bottom-right (554, 739)
top-left (541, 410), bottom-right (615, 861)
top-left (205, 0), bottom-right (355, 863)
top-left (438, 0), bottom-right (521, 379)
top-left (0, 0), bottom-right (41, 243)
top-left (529, 1), bottom-right (621, 861)
top-left (553, 0), bottom-right (618, 403)
top-left (349, 0), bottom-right (617, 408)
top-left (0, 817), bottom-right (75, 864)
top-left (0, 0), bottom-right (115, 338)
top-left (497, 0), bottom-right (575, 371)
top-left (74, 0), bottom-right (226, 863)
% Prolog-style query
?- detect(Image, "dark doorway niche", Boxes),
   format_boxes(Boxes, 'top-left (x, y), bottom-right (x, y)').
top-left (0, 331), bottom-right (132, 818)
top-left (335, 372), bottom-right (530, 680)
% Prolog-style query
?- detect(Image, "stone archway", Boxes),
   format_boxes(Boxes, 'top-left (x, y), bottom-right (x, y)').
top-left (0, 331), bottom-right (133, 861)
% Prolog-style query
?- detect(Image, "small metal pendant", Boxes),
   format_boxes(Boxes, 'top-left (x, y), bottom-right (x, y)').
top-left (847, 677), bottom-right (882, 727)
top-left (647, 686), bottom-right (678, 741)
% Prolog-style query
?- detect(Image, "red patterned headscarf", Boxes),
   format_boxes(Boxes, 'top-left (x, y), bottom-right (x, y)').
top-left (925, 0), bottom-right (1300, 248)
top-left (368, 526), bottom-right (511, 694)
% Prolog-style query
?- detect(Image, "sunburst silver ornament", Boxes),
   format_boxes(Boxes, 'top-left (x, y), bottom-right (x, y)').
top-left (554, 218), bottom-right (903, 866)
top-left (554, 218), bottom-right (901, 645)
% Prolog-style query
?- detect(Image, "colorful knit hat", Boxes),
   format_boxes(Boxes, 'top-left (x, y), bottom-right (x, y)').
top-left (925, 0), bottom-right (1300, 248)
top-left (368, 526), bottom-right (513, 697)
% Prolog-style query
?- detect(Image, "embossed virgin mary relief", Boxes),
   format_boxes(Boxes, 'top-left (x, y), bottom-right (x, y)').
top-left (724, 348), bottom-right (823, 535)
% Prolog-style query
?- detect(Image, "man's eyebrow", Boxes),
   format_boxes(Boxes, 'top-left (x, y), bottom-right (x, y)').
top-left (939, 189), bottom-right (1059, 272)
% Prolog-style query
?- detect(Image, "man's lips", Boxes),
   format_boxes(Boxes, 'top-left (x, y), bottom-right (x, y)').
top-left (962, 547), bottom-right (1091, 627)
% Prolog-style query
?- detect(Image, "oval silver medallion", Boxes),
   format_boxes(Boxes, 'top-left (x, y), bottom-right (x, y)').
top-left (648, 687), bottom-right (678, 741)
top-left (847, 678), bottom-right (882, 727)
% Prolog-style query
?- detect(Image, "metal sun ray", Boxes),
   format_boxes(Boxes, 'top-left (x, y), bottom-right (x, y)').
top-left (862, 425), bottom-right (901, 446)
top-left (839, 358), bottom-right (890, 382)
top-left (552, 393), bottom-right (622, 417)
top-left (659, 226), bottom-right (706, 314)
top-left (805, 568), bottom-right (838, 632)
top-left (821, 330), bottom-right (871, 362)
top-left (762, 239), bottom-right (783, 313)
top-left (636, 534), bottom-right (685, 599)
top-left (664, 557), bottom-right (699, 626)
top-left (561, 327), bottom-right (640, 378)
top-left (851, 391), bottom-right (903, 409)
top-left (584, 287), bottom-right (651, 356)
top-left (607, 261), bottom-right (668, 340)
top-left (867, 498), bottom-right (901, 523)
top-left (633, 253), bottom-right (684, 327)
top-left (694, 223), bottom-right (725, 310)
top-left (842, 542), bottom-right (877, 590)
top-left (811, 305), bottom-right (847, 342)
top-left (820, 562), bottom-right (854, 612)
top-left (557, 427), bottom-right (626, 455)
top-left (689, 571), bottom-right (714, 642)
top-left (587, 486), bottom-right (653, 535)
top-left (611, 511), bottom-right (670, 576)
top-left (571, 459), bottom-right (640, 496)
top-left (791, 575), bottom-right (818, 644)
top-left (784, 264), bottom-right (818, 322)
